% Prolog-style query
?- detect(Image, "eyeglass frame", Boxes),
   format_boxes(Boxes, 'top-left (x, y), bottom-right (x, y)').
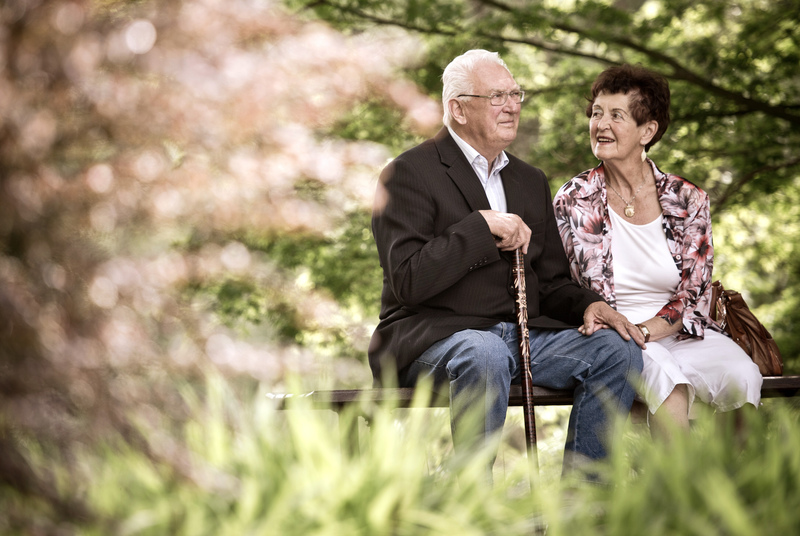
top-left (456, 90), bottom-right (525, 106)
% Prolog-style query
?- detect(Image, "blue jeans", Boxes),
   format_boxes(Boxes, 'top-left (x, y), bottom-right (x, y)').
top-left (401, 322), bottom-right (643, 467)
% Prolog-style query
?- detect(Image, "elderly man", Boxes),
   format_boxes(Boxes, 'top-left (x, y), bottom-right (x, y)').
top-left (369, 49), bottom-right (644, 473)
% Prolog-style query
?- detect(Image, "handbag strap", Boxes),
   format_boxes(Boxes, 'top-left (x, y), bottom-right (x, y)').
top-left (710, 280), bottom-right (728, 329)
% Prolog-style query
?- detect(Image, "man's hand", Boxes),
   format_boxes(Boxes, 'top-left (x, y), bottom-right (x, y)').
top-left (579, 301), bottom-right (647, 348)
top-left (479, 210), bottom-right (531, 253)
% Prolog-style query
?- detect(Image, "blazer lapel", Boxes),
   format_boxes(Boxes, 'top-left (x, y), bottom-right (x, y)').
top-left (434, 128), bottom-right (492, 212)
top-left (501, 160), bottom-right (526, 219)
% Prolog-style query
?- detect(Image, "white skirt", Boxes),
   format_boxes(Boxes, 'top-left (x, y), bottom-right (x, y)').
top-left (637, 329), bottom-right (763, 416)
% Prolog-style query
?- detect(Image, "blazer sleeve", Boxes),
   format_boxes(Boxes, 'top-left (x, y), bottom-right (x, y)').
top-left (373, 155), bottom-right (501, 306)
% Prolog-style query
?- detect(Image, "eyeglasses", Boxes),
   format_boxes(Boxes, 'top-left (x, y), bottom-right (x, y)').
top-left (457, 90), bottom-right (525, 106)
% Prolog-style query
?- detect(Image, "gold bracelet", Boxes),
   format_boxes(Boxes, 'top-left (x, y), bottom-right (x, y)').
top-left (635, 323), bottom-right (651, 343)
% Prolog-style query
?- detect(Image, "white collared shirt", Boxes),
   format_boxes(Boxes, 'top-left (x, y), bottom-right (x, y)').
top-left (447, 126), bottom-right (508, 213)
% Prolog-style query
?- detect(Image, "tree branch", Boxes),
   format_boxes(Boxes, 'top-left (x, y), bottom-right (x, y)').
top-left (301, 0), bottom-right (620, 64)
top-left (478, 0), bottom-right (800, 125)
top-left (714, 156), bottom-right (800, 211)
top-left (672, 109), bottom-right (754, 121)
top-left (304, 0), bottom-right (800, 126)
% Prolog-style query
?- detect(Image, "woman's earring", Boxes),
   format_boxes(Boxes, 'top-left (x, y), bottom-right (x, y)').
top-left (641, 148), bottom-right (647, 162)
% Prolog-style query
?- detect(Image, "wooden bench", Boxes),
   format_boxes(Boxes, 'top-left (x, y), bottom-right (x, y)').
top-left (269, 375), bottom-right (800, 454)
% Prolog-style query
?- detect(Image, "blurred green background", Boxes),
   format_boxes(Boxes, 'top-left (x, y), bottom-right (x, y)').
top-left (1, 0), bottom-right (798, 533)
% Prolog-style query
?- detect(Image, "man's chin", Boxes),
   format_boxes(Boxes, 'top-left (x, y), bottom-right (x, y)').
top-left (501, 129), bottom-right (518, 143)
top-left (500, 124), bottom-right (518, 135)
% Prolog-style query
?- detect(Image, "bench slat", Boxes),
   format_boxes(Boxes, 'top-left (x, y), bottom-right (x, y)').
top-left (270, 375), bottom-right (800, 410)
top-left (269, 376), bottom-right (800, 456)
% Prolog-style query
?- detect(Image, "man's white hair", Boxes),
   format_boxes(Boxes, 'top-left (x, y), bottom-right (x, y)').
top-left (442, 50), bottom-right (510, 127)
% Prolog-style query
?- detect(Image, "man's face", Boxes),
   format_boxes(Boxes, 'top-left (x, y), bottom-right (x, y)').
top-left (457, 62), bottom-right (521, 159)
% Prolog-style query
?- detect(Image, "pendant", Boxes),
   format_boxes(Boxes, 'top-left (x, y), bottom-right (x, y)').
top-left (624, 204), bottom-right (635, 218)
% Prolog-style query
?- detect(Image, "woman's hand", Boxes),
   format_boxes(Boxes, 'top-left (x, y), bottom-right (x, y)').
top-left (635, 316), bottom-right (682, 342)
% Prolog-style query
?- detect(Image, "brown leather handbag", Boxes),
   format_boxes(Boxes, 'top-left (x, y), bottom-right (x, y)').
top-left (709, 280), bottom-right (783, 376)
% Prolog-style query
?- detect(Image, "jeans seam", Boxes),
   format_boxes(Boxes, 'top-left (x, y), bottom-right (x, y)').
top-left (532, 354), bottom-right (591, 368)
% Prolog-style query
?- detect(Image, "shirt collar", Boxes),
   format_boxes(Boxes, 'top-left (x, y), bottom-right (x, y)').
top-left (576, 158), bottom-right (665, 199)
top-left (447, 126), bottom-right (509, 176)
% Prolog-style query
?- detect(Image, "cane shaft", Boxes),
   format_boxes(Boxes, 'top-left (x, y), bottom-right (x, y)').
top-left (513, 248), bottom-right (539, 469)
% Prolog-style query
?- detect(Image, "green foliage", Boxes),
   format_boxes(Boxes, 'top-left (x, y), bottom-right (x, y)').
top-left (713, 179), bottom-right (800, 374)
top-left (180, 211), bottom-right (381, 360)
top-left (6, 373), bottom-right (800, 535)
top-left (556, 401), bottom-right (800, 535)
top-left (195, 277), bottom-right (302, 340)
top-left (329, 99), bottom-right (427, 154)
top-left (242, 210), bottom-right (382, 316)
top-left (77, 376), bottom-right (540, 535)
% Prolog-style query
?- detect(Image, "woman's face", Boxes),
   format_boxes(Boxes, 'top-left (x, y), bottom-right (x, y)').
top-left (589, 91), bottom-right (653, 163)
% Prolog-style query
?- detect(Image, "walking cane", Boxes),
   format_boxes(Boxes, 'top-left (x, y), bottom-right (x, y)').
top-left (513, 247), bottom-right (539, 474)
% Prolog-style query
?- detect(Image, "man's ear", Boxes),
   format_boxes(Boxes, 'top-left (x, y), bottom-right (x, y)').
top-left (449, 99), bottom-right (468, 125)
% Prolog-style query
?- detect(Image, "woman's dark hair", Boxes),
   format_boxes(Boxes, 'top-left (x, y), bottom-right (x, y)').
top-left (585, 64), bottom-right (671, 151)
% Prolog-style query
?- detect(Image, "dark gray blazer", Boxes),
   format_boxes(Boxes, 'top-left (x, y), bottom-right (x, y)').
top-left (368, 127), bottom-right (604, 383)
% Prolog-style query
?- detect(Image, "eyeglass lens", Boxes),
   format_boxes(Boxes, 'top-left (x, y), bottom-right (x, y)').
top-left (490, 91), bottom-right (524, 105)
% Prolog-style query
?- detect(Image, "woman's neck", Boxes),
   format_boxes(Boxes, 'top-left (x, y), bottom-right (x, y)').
top-left (603, 158), bottom-right (649, 195)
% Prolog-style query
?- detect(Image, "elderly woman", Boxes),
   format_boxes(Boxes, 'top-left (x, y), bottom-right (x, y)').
top-left (553, 64), bottom-right (762, 438)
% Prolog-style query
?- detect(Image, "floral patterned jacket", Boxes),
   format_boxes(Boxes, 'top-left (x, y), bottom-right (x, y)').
top-left (553, 159), bottom-right (721, 339)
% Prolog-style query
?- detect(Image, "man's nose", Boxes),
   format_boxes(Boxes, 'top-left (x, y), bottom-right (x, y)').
top-left (502, 99), bottom-right (521, 112)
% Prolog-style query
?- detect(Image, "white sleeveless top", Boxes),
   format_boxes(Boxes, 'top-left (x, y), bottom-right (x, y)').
top-left (609, 208), bottom-right (681, 324)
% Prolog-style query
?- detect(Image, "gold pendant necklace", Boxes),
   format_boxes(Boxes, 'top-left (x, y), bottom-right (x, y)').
top-left (624, 204), bottom-right (635, 218)
top-left (608, 174), bottom-right (647, 218)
